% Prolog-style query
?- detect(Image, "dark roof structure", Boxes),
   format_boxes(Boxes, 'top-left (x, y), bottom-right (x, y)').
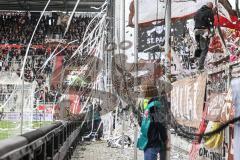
top-left (0, 0), bottom-right (105, 12)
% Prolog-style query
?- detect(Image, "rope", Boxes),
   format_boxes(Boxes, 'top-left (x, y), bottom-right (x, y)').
top-left (169, 109), bottom-right (240, 140)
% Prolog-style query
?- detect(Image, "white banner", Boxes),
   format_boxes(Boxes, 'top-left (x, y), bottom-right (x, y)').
top-left (197, 145), bottom-right (223, 160)
top-left (132, 0), bottom-right (231, 24)
top-left (45, 38), bottom-right (67, 44)
top-left (3, 112), bottom-right (53, 121)
top-left (206, 93), bottom-right (226, 121)
top-left (171, 73), bottom-right (207, 128)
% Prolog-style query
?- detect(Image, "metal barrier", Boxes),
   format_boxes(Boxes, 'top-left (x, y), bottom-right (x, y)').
top-left (0, 120), bottom-right (84, 160)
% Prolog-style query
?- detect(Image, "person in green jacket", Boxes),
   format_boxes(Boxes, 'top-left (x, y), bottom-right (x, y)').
top-left (0, 105), bottom-right (4, 121)
top-left (137, 81), bottom-right (169, 160)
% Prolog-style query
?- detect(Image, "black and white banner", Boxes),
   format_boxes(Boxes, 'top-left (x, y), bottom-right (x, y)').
top-left (138, 21), bottom-right (186, 52)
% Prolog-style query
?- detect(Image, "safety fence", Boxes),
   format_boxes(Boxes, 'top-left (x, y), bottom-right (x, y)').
top-left (0, 120), bottom-right (85, 160)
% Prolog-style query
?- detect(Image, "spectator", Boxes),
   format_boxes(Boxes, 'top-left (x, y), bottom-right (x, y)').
top-left (0, 12), bottom-right (92, 45)
top-left (0, 12), bottom-right (94, 109)
top-left (194, 2), bottom-right (215, 71)
top-left (137, 80), bottom-right (168, 160)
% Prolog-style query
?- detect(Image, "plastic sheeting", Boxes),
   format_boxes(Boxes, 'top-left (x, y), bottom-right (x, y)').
top-left (231, 77), bottom-right (240, 160)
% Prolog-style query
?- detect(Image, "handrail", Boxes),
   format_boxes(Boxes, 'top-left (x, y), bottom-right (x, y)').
top-left (0, 120), bottom-right (84, 160)
top-left (208, 60), bottom-right (240, 75)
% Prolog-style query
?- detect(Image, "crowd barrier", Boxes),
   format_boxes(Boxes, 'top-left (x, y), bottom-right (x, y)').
top-left (0, 120), bottom-right (84, 160)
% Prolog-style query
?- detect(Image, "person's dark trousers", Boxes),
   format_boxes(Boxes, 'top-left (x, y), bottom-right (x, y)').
top-left (144, 147), bottom-right (166, 160)
top-left (93, 119), bottom-right (101, 132)
top-left (195, 33), bottom-right (210, 70)
top-left (0, 112), bottom-right (4, 120)
top-left (93, 119), bottom-right (103, 139)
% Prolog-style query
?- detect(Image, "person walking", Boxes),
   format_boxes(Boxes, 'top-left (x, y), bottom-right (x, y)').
top-left (194, 2), bottom-right (215, 71)
top-left (0, 105), bottom-right (4, 121)
top-left (137, 81), bottom-right (168, 160)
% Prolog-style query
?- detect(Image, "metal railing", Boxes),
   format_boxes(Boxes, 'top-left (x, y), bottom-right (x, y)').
top-left (0, 120), bottom-right (85, 160)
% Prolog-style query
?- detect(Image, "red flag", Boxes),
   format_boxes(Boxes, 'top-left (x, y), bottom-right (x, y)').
top-left (37, 105), bottom-right (46, 111)
top-left (214, 15), bottom-right (240, 30)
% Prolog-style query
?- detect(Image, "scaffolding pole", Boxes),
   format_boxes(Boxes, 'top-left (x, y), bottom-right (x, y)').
top-left (133, 0), bottom-right (139, 159)
top-left (165, 0), bottom-right (171, 80)
top-left (121, 0), bottom-right (126, 152)
top-left (20, 76), bottom-right (24, 135)
top-left (165, 0), bottom-right (171, 160)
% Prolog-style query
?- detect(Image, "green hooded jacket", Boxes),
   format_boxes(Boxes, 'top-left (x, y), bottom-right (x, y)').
top-left (137, 99), bottom-right (163, 150)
